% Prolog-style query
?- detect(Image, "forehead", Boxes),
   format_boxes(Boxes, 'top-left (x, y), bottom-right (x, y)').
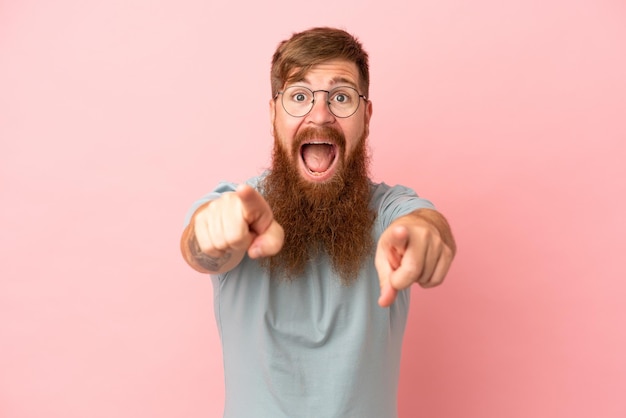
top-left (287, 59), bottom-right (361, 89)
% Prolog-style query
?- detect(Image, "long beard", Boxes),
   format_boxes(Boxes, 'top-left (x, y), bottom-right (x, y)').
top-left (260, 126), bottom-right (375, 285)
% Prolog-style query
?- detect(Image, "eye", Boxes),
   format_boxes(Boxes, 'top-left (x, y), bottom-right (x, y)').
top-left (330, 88), bottom-right (354, 104)
top-left (286, 87), bottom-right (311, 103)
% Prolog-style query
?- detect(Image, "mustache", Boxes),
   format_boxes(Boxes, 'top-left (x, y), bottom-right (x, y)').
top-left (294, 126), bottom-right (346, 151)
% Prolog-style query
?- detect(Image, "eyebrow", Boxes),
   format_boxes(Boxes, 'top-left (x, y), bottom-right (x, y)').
top-left (290, 76), bottom-right (359, 90)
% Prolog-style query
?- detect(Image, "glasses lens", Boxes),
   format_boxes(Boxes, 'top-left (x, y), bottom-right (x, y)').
top-left (327, 86), bottom-right (360, 118)
top-left (281, 86), bottom-right (314, 117)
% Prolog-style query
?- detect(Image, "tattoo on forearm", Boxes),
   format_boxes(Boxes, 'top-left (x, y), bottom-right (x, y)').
top-left (196, 251), bottom-right (232, 272)
top-left (189, 233), bottom-right (232, 272)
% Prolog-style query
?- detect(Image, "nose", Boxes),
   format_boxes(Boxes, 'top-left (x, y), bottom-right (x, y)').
top-left (306, 90), bottom-right (335, 125)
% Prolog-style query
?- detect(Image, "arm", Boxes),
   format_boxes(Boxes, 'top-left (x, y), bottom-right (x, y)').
top-left (375, 208), bottom-right (456, 307)
top-left (179, 185), bottom-right (284, 275)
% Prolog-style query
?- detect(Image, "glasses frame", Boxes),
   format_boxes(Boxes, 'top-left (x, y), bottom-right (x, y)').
top-left (274, 85), bottom-right (368, 118)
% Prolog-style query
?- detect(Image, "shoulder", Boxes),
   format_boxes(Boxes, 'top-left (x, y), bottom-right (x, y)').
top-left (213, 173), bottom-right (266, 193)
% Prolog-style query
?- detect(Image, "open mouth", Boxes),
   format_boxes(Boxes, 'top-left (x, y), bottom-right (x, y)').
top-left (300, 142), bottom-right (337, 175)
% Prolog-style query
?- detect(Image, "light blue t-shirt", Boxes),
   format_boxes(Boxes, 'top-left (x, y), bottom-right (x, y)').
top-left (187, 175), bottom-right (435, 418)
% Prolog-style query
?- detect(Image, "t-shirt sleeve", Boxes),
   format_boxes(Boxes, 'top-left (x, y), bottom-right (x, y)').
top-left (372, 183), bottom-right (436, 231)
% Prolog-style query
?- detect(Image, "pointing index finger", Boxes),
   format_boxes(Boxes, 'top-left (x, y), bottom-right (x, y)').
top-left (235, 184), bottom-right (274, 235)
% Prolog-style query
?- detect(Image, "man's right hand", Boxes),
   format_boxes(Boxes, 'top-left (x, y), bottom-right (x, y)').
top-left (181, 184), bottom-right (284, 274)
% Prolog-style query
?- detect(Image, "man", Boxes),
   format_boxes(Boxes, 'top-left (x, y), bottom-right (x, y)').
top-left (180, 27), bottom-right (456, 418)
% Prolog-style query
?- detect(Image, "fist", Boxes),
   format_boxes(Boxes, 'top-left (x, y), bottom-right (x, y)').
top-left (191, 184), bottom-right (284, 272)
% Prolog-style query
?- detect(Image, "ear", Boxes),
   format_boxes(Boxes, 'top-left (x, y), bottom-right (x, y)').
top-left (364, 99), bottom-right (373, 136)
top-left (269, 98), bottom-right (276, 136)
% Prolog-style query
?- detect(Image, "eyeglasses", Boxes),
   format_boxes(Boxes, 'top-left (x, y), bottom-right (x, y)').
top-left (275, 85), bottom-right (367, 118)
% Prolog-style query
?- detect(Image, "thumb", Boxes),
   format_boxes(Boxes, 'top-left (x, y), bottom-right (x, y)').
top-left (248, 219), bottom-right (284, 258)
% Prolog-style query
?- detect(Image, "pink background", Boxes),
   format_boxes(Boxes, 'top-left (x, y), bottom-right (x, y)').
top-left (1, 1), bottom-right (625, 417)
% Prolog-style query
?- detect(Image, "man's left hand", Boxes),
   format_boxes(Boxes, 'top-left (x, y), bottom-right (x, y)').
top-left (375, 209), bottom-right (456, 307)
